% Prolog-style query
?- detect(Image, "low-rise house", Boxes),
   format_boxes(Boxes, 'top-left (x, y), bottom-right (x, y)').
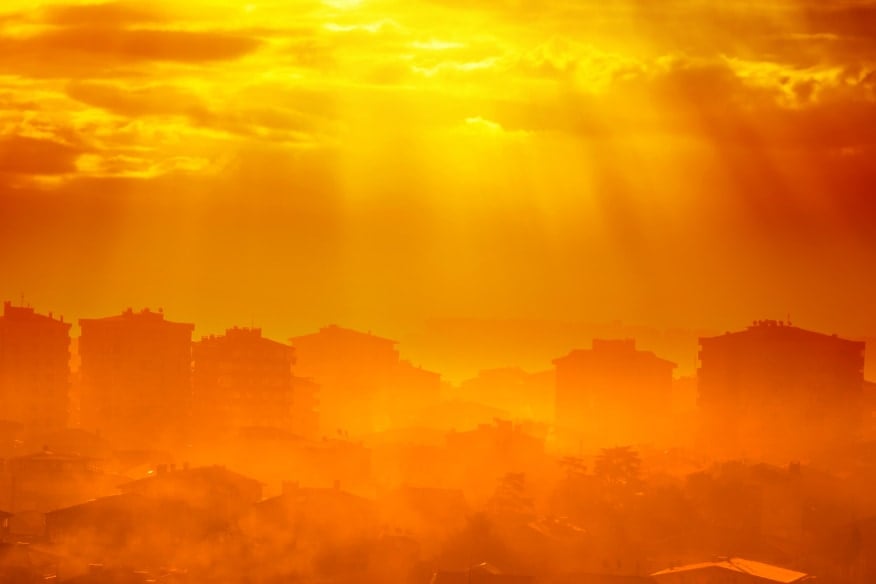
top-left (1, 449), bottom-right (117, 512)
top-left (541, 575), bottom-right (654, 584)
top-left (239, 483), bottom-right (378, 582)
top-left (651, 558), bottom-right (812, 584)
top-left (118, 465), bottom-right (262, 524)
top-left (0, 542), bottom-right (58, 582)
top-left (431, 562), bottom-right (532, 584)
top-left (378, 486), bottom-right (469, 548)
top-left (243, 482), bottom-right (377, 544)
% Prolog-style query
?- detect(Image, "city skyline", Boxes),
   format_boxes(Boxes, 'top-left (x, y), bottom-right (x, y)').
top-left (1, 1), bottom-right (874, 581)
top-left (2, 1), bottom-right (876, 339)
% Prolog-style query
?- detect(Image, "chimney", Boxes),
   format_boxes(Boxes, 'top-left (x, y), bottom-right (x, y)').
top-left (333, 479), bottom-right (341, 491)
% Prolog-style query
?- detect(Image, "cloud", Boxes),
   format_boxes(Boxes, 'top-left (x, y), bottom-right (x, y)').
top-left (0, 6), bottom-right (263, 77)
top-left (66, 80), bottom-right (208, 119)
top-left (40, 2), bottom-right (168, 27)
top-left (29, 28), bottom-right (261, 62)
top-left (65, 80), bottom-right (326, 146)
top-left (0, 135), bottom-right (82, 175)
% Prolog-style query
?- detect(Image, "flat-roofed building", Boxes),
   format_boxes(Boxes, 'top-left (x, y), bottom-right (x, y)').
top-left (698, 320), bottom-right (865, 457)
top-left (554, 339), bottom-right (675, 448)
top-left (79, 308), bottom-right (194, 449)
top-left (193, 327), bottom-right (295, 435)
top-left (0, 301), bottom-right (71, 431)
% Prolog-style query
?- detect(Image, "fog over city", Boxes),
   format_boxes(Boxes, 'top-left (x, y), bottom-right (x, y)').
top-left (2, 0), bottom-right (876, 582)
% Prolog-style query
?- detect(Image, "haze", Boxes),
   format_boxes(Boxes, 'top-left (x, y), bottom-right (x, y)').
top-left (1, 1), bottom-right (876, 584)
top-left (2, 0), bottom-right (876, 343)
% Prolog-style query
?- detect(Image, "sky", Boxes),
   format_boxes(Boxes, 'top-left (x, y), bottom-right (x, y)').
top-left (1, 0), bottom-right (875, 343)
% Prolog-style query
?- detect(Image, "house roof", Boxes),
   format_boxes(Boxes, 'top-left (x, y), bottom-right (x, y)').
top-left (290, 324), bottom-right (397, 347)
top-left (12, 450), bottom-right (97, 463)
top-left (431, 563), bottom-right (531, 584)
top-left (700, 321), bottom-right (862, 350)
top-left (257, 487), bottom-right (374, 513)
top-left (46, 493), bottom-right (147, 521)
top-left (542, 575), bottom-right (654, 584)
top-left (651, 558), bottom-right (811, 583)
top-left (118, 465), bottom-right (260, 493)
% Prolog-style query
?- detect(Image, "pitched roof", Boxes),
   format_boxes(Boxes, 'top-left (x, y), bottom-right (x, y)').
top-left (12, 450), bottom-right (96, 463)
top-left (290, 324), bottom-right (397, 347)
top-left (118, 465), bottom-right (260, 492)
top-left (431, 563), bottom-right (531, 584)
top-left (652, 558), bottom-right (811, 583)
top-left (700, 321), bottom-right (862, 349)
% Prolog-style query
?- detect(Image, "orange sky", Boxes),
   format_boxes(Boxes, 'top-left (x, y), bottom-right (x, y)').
top-left (1, 0), bottom-right (875, 341)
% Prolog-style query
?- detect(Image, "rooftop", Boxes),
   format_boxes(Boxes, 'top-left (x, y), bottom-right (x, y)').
top-left (554, 339), bottom-right (676, 368)
top-left (2, 301), bottom-right (69, 327)
top-left (79, 308), bottom-right (193, 330)
top-left (701, 320), bottom-right (862, 348)
top-left (652, 557), bottom-right (811, 583)
top-left (290, 324), bottom-right (397, 347)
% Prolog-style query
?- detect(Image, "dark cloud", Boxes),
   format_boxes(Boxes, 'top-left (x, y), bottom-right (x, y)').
top-left (67, 80), bottom-right (209, 118)
top-left (802, 2), bottom-right (876, 40)
top-left (36, 27), bottom-right (261, 62)
top-left (40, 2), bottom-right (167, 27)
top-left (65, 81), bottom-right (322, 144)
top-left (0, 135), bottom-right (82, 175)
top-left (0, 28), bottom-right (262, 77)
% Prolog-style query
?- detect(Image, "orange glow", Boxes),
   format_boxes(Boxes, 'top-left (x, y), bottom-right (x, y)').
top-left (0, 0), bottom-right (874, 355)
top-left (1, 3), bottom-right (876, 578)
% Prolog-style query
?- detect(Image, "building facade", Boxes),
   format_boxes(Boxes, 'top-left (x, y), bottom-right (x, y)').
top-left (0, 301), bottom-right (71, 432)
top-left (554, 339), bottom-right (676, 449)
top-left (291, 325), bottom-right (442, 436)
top-left (79, 308), bottom-right (194, 449)
top-left (193, 327), bottom-right (295, 435)
top-left (698, 320), bottom-right (865, 458)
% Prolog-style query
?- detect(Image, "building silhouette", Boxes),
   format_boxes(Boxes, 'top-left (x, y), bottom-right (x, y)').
top-left (193, 327), bottom-right (296, 436)
top-left (291, 325), bottom-right (399, 436)
top-left (698, 320), bottom-right (865, 458)
top-left (0, 301), bottom-right (71, 432)
top-left (554, 339), bottom-right (676, 449)
top-left (290, 375), bottom-right (319, 438)
top-left (79, 308), bottom-right (194, 449)
top-left (458, 367), bottom-right (555, 423)
top-left (377, 359), bottom-right (442, 429)
top-left (290, 325), bottom-right (440, 436)
top-left (0, 448), bottom-right (115, 512)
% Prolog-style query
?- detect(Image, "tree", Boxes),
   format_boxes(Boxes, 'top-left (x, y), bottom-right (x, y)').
top-left (487, 472), bottom-right (535, 522)
top-left (559, 456), bottom-right (587, 482)
top-left (594, 446), bottom-right (642, 489)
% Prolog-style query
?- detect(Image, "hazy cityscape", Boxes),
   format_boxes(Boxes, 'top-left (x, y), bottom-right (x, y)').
top-left (0, 301), bottom-right (874, 583)
top-left (3, 0), bottom-right (876, 582)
